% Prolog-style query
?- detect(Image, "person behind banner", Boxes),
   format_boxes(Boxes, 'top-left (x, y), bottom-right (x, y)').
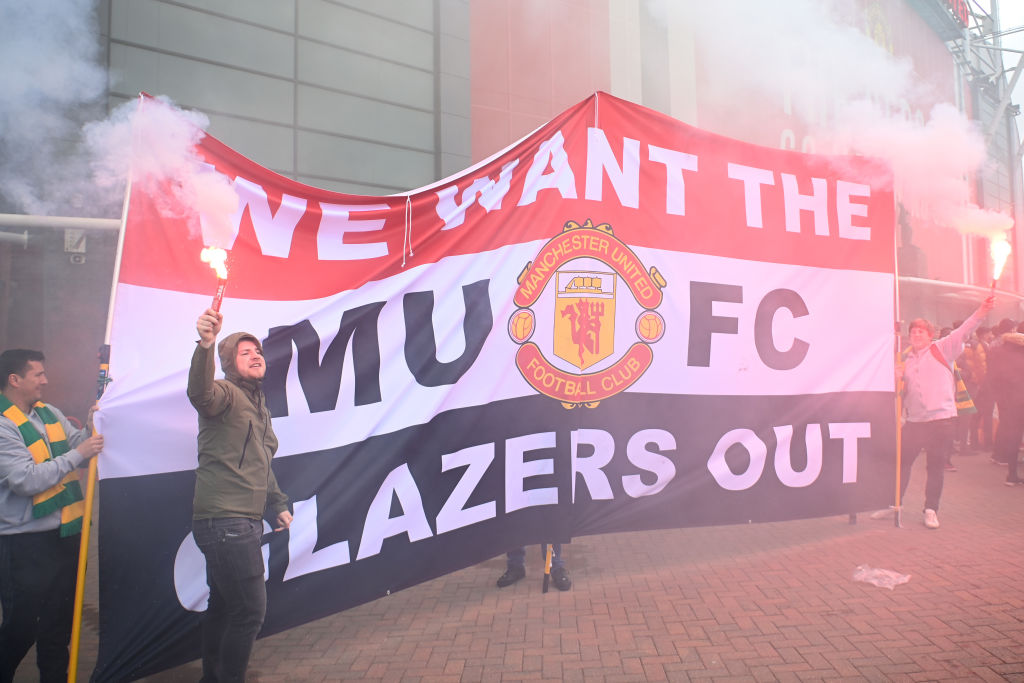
top-left (0, 349), bottom-right (103, 683)
top-left (496, 544), bottom-right (571, 591)
top-left (965, 326), bottom-right (992, 451)
top-left (189, 309), bottom-right (292, 683)
top-left (984, 318), bottom-right (1018, 465)
top-left (873, 296), bottom-right (994, 529)
top-left (986, 321), bottom-right (1024, 486)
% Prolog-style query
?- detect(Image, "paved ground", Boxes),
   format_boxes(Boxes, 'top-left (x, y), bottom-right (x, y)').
top-left (15, 449), bottom-right (1024, 682)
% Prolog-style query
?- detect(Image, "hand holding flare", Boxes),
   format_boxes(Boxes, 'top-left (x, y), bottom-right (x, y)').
top-left (200, 247), bottom-right (229, 311)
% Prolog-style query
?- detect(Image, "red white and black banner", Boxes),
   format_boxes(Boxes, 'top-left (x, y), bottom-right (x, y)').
top-left (92, 93), bottom-right (896, 680)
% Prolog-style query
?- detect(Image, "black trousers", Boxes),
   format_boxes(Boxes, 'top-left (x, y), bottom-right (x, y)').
top-left (193, 517), bottom-right (267, 683)
top-left (0, 529), bottom-right (80, 683)
top-left (900, 418), bottom-right (955, 512)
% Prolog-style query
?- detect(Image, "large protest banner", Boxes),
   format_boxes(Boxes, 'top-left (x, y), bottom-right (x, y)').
top-left (92, 92), bottom-right (896, 680)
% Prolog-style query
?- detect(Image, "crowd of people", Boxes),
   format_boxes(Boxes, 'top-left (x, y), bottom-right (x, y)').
top-left (948, 313), bottom-right (1024, 485)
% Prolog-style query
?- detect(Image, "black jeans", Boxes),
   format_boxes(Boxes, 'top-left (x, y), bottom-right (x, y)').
top-left (900, 418), bottom-right (955, 512)
top-left (193, 517), bottom-right (266, 683)
top-left (0, 529), bottom-right (79, 683)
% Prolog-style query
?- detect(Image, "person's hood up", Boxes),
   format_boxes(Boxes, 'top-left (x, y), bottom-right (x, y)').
top-left (217, 331), bottom-right (264, 386)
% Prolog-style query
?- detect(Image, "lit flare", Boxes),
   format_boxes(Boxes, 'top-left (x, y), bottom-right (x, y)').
top-left (200, 247), bottom-right (228, 280)
top-left (200, 247), bottom-right (229, 311)
top-left (990, 238), bottom-right (1011, 290)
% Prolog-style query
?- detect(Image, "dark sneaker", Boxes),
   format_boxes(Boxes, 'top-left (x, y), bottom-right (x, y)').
top-left (550, 566), bottom-right (572, 591)
top-left (496, 565), bottom-right (525, 587)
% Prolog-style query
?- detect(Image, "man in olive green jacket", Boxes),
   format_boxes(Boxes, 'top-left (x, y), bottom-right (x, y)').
top-left (188, 308), bottom-right (291, 683)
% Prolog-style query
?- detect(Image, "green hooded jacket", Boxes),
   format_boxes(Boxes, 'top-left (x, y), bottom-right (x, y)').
top-left (187, 331), bottom-right (289, 521)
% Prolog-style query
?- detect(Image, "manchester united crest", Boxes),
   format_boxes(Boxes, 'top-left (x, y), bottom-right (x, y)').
top-left (508, 219), bottom-right (667, 409)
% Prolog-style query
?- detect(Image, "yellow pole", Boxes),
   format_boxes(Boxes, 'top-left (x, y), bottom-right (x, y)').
top-left (892, 232), bottom-right (903, 530)
top-left (894, 367), bottom-right (903, 529)
top-left (67, 404), bottom-right (102, 681)
top-left (69, 344), bottom-right (110, 681)
top-left (68, 94), bottom-right (139, 679)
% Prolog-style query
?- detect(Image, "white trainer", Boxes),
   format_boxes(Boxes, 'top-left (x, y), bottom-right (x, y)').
top-left (870, 507), bottom-right (896, 520)
top-left (923, 508), bottom-right (940, 529)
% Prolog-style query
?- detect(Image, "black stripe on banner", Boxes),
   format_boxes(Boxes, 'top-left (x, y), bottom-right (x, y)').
top-left (93, 391), bottom-right (895, 680)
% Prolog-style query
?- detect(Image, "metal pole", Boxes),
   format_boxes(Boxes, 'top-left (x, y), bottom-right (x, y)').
top-left (0, 214), bottom-right (120, 231)
top-left (984, 52), bottom-right (1024, 145)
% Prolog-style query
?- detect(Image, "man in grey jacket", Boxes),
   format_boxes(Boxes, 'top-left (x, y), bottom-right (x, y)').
top-left (0, 348), bottom-right (103, 683)
top-left (875, 295), bottom-right (994, 529)
top-left (189, 308), bottom-right (292, 683)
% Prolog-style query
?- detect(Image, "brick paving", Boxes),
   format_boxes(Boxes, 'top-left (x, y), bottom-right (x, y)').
top-left (15, 450), bottom-right (1024, 682)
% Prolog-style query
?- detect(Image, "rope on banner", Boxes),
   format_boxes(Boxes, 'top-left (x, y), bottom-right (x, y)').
top-left (402, 195), bottom-right (414, 267)
top-left (594, 91), bottom-right (600, 128)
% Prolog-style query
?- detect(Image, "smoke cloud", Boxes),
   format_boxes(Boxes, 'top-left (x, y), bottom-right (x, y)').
top-left (0, 0), bottom-right (109, 216)
top-left (85, 97), bottom-right (239, 246)
top-left (680, 0), bottom-right (1013, 240)
top-left (2, 0), bottom-right (1012, 247)
top-left (0, 0), bottom-right (238, 247)
top-left (832, 100), bottom-right (1013, 239)
top-left (685, 0), bottom-right (916, 123)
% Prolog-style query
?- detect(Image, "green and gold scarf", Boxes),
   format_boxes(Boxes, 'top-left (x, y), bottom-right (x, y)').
top-left (0, 395), bottom-right (83, 536)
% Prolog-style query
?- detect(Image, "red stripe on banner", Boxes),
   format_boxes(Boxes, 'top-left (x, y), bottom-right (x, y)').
top-left (117, 92), bottom-right (894, 302)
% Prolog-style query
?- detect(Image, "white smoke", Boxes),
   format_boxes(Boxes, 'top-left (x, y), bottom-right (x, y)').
top-left (684, 0), bottom-right (917, 123)
top-left (831, 100), bottom-right (1013, 239)
top-left (85, 97), bottom-right (238, 246)
top-left (0, 0), bottom-right (109, 216)
top-left (677, 0), bottom-right (1013, 240)
top-left (0, 0), bottom-right (238, 246)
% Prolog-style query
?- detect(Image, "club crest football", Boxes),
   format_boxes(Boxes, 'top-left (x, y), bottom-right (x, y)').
top-left (508, 219), bottom-right (667, 408)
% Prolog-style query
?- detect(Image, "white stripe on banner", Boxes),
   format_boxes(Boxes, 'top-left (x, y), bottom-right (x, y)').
top-left (96, 241), bottom-right (893, 480)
